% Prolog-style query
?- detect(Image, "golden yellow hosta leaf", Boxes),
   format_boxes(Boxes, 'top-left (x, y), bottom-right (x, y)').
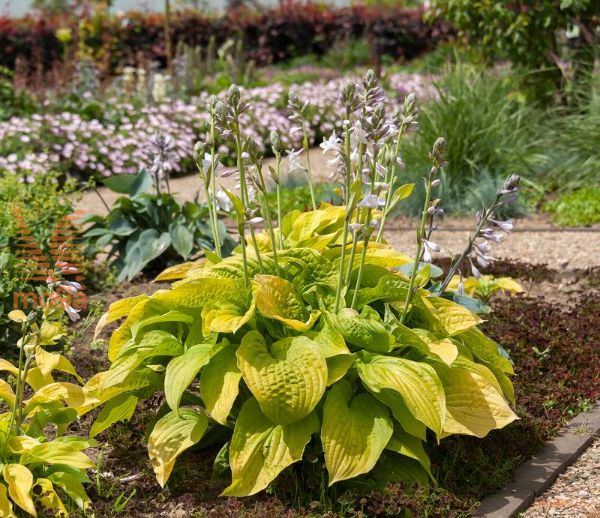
top-left (435, 365), bottom-right (518, 438)
top-left (0, 483), bottom-right (16, 518)
top-left (154, 260), bottom-right (205, 281)
top-left (35, 478), bottom-right (67, 517)
top-left (253, 275), bottom-right (320, 331)
top-left (34, 347), bottom-right (82, 382)
top-left (148, 408), bottom-right (208, 487)
top-left (95, 294), bottom-right (149, 339)
top-left (322, 381), bottom-right (393, 485)
top-left (0, 380), bottom-right (16, 409)
top-left (3, 464), bottom-right (35, 517)
top-left (428, 297), bottom-right (482, 335)
top-left (25, 382), bottom-right (99, 414)
top-left (222, 398), bottom-right (320, 497)
top-left (0, 360), bottom-right (18, 377)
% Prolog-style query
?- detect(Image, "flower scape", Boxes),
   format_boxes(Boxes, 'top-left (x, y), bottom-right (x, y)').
top-left (79, 71), bottom-right (520, 499)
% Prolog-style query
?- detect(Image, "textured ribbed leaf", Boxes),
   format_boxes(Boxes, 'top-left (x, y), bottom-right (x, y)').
top-left (329, 308), bottom-right (394, 353)
top-left (46, 471), bottom-right (90, 511)
top-left (352, 275), bottom-right (409, 309)
top-left (237, 332), bottom-right (328, 425)
top-left (356, 351), bottom-right (445, 437)
top-left (222, 398), bottom-right (319, 496)
top-left (253, 275), bottom-right (320, 331)
top-left (434, 364), bottom-right (518, 438)
top-left (457, 328), bottom-right (514, 374)
top-left (322, 381), bottom-right (393, 485)
top-left (94, 294), bottom-right (149, 340)
top-left (20, 442), bottom-right (94, 469)
top-left (314, 322), bottom-right (353, 385)
top-left (164, 343), bottom-right (213, 412)
top-left (148, 408), bottom-right (208, 487)
top-left (411, 329), bottom-right (458, 365)
top-left (200, 344), bottom-right (242, 425)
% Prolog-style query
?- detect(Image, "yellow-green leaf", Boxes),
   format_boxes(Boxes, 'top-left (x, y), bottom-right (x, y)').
top-left (200, 345), bottom-right (242, 425)
top-left (7, 310), bottom-right (27, 323)
top-left (90, 392), bottom-right (139, 438)
top-left (0, 380), bottom-right (16, 409)
top-left (46, 471), bottom-right (90, 512)
top-left (222, 398), bottom-right (319, 497)
top-left (34, 478), bottom-right (67, 517)
top-left (428, 297), bottom-right (482, 336)
top-left (412, 329), bottom-right (458, 365)
top-left (148, 408), bottom-right (208, 487)
top-left (154, 260), bottom-right (204, 281)
top-left (322, 381), bottom-right (393, 485)
top-left (0, 360), bottom-right (18, 377)
top-left (237, 332), bottom-right (328, 425)
top-left (35, 347), bottom-right (82, 382)
top-left (356, 351), bottom-right (446, 437)
top-left (387, 183), bottom-right (415, 214)
top-left (0, 483), bottom-right (16, 518)
top-left (164, 343), bottom-right (213, 412)
top-left (386, 427), bottom-right (433, 481)
top-left (3, 464), bottom-right (36, 517)
top-left (253, 275), bottom-right (320, 331)
top-left (25, 382), bottom-right (99, 414)
top-left (313, 323), bottom-right (353, 385)
top-left (329, 308), bottom-right (394, 353)
top-left (20, 442), bottom-right (94, 470)
top-left (95, 294), bottom-right (149, 339)
top-left (435, 364), bottom-right (518, 438)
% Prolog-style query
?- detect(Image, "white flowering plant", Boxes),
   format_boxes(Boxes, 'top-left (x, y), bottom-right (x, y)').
top-left (85, 72), bottom-right (519, 498)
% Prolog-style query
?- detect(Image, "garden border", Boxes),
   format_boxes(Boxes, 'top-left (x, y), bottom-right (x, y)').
top-left (474, 401), bottom-right (600, 517)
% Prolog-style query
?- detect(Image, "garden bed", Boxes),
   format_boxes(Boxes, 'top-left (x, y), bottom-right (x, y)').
top-left (65, 258), bottom-right (599, 517)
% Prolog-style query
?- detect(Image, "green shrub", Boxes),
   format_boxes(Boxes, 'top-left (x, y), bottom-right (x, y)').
top-left (398, 64), bottom-right (541, 215)
top-left (545, 187), bottom-right (600, 227)
top-left (0, 67), bottom-right (38, 121)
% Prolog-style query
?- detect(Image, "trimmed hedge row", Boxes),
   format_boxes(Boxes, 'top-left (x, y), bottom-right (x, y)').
top-left (0, 3), bottom-right (451, 72)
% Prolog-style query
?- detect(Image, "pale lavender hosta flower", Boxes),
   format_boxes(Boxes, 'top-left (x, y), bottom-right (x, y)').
top-left (215, 187), bottom-right (233, 212)
top-left (358, 193), bottom-right (386, 210)
top-left (286, 148), bottom-right (305, 173)
top-left (421, 239), bottom-right (441, 263)
top-left (349, 223), bottom-right (364, 234)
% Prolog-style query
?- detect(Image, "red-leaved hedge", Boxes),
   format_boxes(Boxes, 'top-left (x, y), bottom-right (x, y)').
top-left (0, 3), bottom-right (452, 73)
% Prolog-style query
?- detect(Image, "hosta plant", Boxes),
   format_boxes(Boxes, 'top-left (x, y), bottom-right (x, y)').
top-left (0, 258), bottom-right (96, 516)
top-left (82, 140), bottom-right (235, 282)
top-left (87, 73), bottom-right (519, 497)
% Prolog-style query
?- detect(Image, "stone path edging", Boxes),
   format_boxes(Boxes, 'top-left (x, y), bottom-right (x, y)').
top-left (474, 402), bottom-right (600, 517)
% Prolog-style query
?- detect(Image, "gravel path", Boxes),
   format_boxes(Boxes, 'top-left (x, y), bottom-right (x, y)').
top-left (523, 436), bottom-right (600, 518)
top-left (76, 147), bottom-right (600, 270)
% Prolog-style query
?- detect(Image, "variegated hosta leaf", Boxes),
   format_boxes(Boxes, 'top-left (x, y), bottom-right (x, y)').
top-left (428, 297), bottom-right (482, 336)
top-left (286, 204), bottom-right (345, 242)
top-left (3, 464), bottom-right (35, 516)
top-left (0, 380), bottom-right (16, 409)
top-left (25, 382), bottom-right (99, 415)
top-left (355, 351), bottom-right (446, 438)
top-left (164, 343), bottom-right (213, 412)
top-left (329, 307), bottom-right (394, 353)
top-left (222, 398), bottom-right (320, 497)
top-left (46, 471), bottom-right (91, 511)
top-left (322, 381), bottom-right (393, 485)
top-left (148, 408), bottom-right (208, 487)
top-left (200, 344), bottom-right (242, 425)
top-left (34, 347), bottom-right (82, 382)
top-left (154, 260), bottom-right (205, 281)
top-left (434, 364), bottom-right (518, 438)
top-left (108, 297), bottom-right (153, 361)
top-left (253, 275), bottom-right (320, 331)
top-left (19, 441), bottom-right (94, 470)
top-left (237, 332), bottom-right (328, 425)
top-left (151, 278), bottom-right (255, 335)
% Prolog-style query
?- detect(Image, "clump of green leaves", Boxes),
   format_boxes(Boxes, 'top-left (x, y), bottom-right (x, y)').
top-left (544, 187), bottom-right (600, 227)
top-left (82, 169), bottom-right (234, 281)
top-left (0, 260), bottom-right (95, 516)
top-left (86, 73), bottom-right (518, 499)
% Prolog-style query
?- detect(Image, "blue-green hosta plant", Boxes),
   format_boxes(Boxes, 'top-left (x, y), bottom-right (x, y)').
top-left (0, 258), bottom-right (96, 516)
top-left (87, 73), bottom-right (519, 497)
top-left (82, 134), bottom-right (235, 282)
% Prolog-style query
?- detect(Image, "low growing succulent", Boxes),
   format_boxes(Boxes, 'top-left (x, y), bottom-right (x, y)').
top-left (87, 73), bottom-right (519, 498)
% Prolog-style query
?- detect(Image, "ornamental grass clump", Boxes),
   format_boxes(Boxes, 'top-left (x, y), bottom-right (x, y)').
top-left (87, 71), bottom-right (519, 498)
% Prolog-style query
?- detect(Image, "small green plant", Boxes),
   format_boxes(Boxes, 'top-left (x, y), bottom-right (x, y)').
top-left (544, 187), bottom-right (600, 227)
top-left (447, 275), bottom-right (524, 304)
top-left (85, 73), bottom-right (518, 499)
top-left (0, 67), bottom-right (37, 121)
top-left (0, 256), bottom-right (94, 516)
top-left (82, 141), bottom-right (235, 281)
